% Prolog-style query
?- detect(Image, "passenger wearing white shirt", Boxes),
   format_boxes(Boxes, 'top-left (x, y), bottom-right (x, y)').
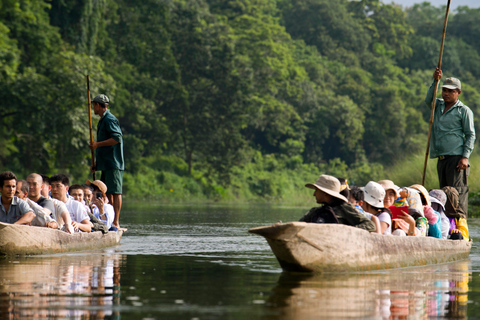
top-left (50, 174), bottom-right (92, 233)
top-left (86, 180), bottom-right (116, 231)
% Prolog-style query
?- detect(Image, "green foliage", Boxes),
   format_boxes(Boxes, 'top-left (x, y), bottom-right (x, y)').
top-left (1, 0), bottom-right (480, 205)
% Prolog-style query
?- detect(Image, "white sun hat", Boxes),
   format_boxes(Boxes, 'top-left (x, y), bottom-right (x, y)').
top-left (363, 181), bottom-right (386, 208)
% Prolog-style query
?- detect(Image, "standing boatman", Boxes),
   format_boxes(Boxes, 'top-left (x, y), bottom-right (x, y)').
top-left (425, 68), bottom-right (475, 215)
top-left (89, 94), bottom-right (124, 228)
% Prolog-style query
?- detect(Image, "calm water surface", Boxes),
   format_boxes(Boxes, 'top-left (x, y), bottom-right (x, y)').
top-left (1, 203), bottom-right (480, 319)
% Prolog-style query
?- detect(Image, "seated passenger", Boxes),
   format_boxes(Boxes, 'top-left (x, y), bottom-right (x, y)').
top-left (391, 188), bottom-right (426, 236)
top-left (0, 171), bottom-right (35, 225)
top-left (15, 179), bottom-right (29, 199)
top-left (40, 174), bottom-right (51, 198)
top-left (299, 175), bottom-right (376, 232)
top-left (50, 174), bottom-right (92, 233)
top-left (86, 180), bottom-right (117, 231)
top-left (349, 186), bottom-right (381, 234)
top-left (409, 184), bottom-right (441, 238)
top-left (378, 180), bottom-right (399, 208)
top-left (27, 173), bottom-right (73, 233)
top-left (83, 184), bottom-right (94, 205)
top-left (69, 184), bottom-right (92, 214)
top-left (362, 181), bottom-right (391, 235)
top-left (442, 186), bottom-right (469, 241)
top-left (429, 189), bottom-right (450, 239)
top-left (16, 178), bottom-right (58, 229)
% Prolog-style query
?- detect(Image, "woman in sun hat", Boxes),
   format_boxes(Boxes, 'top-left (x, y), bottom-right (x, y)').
top-left (410, 184), bottom-right (441, 238)
top-left (378, 180), bottom-right (399, 208)
top-left (299, 174), bottom-right (376, 232)
top-left (362, 181), bottom-right (392, 235)
top-left (429, 189), bottom-right (450, 239)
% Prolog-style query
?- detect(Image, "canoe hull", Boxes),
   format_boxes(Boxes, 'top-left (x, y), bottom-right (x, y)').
top-left (0, 222), bottom-right (124, 256)
top-left (249, 222), bottom-right (472, 272)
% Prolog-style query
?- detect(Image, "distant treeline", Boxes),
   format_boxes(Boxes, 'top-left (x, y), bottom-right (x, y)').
top-left (1, 0), bottom-right (480, 200)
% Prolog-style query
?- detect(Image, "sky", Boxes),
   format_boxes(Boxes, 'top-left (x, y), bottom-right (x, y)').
top-left (386, 0), bottom-right (480, 9)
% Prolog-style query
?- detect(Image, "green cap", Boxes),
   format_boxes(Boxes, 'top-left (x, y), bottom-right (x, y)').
top-left (442, 77), bottom-right (461, 90)
top-left (93, 94), bottom-right (109, 104)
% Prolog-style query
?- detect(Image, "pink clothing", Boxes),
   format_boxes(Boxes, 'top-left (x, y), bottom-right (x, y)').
top-left (423, 205), bottom-right (438, 225)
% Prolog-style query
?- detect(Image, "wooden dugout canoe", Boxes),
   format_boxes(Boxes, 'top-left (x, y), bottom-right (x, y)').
top-left (249, 222), bottom-right (472, 272)
top-left (0, 222), bottom-right (124, 256)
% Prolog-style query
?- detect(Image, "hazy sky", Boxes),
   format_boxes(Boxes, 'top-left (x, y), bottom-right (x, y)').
top-left (386, 0), bottom-right (479, 9)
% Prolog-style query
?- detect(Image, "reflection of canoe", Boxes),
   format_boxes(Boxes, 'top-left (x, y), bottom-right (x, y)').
top-left (0, 222), bottom-right (124, 255)
top-left (264, 260), bottom-right (470, 319)
top-left (249, 222), bottom-right (472, 272)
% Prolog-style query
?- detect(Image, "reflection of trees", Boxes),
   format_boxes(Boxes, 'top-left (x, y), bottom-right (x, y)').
top-left (263, 260), bottom-right (471, 320)
top-left (0, 254), bottom-right (124, 318)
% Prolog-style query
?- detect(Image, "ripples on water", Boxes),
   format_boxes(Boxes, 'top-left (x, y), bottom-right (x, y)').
top-left (1, 203), bottom-right (480, 319)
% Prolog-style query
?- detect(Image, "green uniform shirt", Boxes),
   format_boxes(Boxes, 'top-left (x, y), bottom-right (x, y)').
top-left (425, 81), bottom-right (475, 159)
top-left (96, 109), bottom-right (125, 171)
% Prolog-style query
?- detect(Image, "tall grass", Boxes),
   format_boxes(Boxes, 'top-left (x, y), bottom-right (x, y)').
top-left (122, 151), bottom-right (480, 216)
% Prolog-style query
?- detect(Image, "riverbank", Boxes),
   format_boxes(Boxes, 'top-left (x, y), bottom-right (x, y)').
top-left (121, 151), bottom-right (480, 217)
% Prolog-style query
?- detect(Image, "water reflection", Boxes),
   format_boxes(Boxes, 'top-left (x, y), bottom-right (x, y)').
top-left (0, 253), bottom-right (124, 319)
top-left (265, 260), bottom-right (471, 319)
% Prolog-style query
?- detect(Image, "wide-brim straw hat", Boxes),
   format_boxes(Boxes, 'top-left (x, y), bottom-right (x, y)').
top-left (409, 184), bottom-right (431, 206)
top-left (363, 181), bottom-right (386, 208)
top-left (378, 179), bottom-right (399, 198)
top-left (305, 174), bottom-right (348, 202)
top-left (85, 179), bottom-right (107, 194)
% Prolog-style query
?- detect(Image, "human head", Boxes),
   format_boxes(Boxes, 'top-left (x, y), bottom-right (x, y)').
top-left (429, 189), bottom-right (446, 212)
top-left (83, 184), bottom-right (94, 204)
top-left (92, 94), bottom-right (109, 116)
top-left (15, 179), bottom-right (28, 200)
top-left (50, 174), bottom-right (70, 202)
top-left (441, 77), bottom-right (461, 104)
top-left (0, 171), bottom-right (17, 201)
top-left (338, 178), bottom-right (350, 200)
top-left (363, 181), bottom-right (385, 209)
top-left (378, 180), bottom-right (398, 208)
top-left (40, 174), bottom-right (51, 198)
top-left (26, 173), bottom-right (44, 199)
top-left (409, 184), bottom-right (431, 206)
top-left (349, 186), bottom-right (364, 206)
top-left (305, 174), bottom-right (348, 204)
top-left (69, 184), bottom-right (85, 203)
top-left (85, 180), bottom-right (107, 201)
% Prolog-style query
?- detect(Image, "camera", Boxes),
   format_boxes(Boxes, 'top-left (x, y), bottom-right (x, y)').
top-left (96, 192), bottom-right (103, 199)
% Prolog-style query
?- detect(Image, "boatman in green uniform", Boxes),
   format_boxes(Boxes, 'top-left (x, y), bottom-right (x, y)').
top-left (89, 94), bottom-right (124, 228)
top-left (425, 68), bottom-right (475, 215)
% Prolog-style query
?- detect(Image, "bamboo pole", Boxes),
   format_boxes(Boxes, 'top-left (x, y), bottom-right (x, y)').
top-left (87, 75), bottom-right (96, 181)
top-left (421, 0), bottom-right (451, 185)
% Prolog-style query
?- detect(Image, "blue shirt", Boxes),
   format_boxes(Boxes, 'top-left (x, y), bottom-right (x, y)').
top-left (0, 196), bottom-right (34, 224)
top-left (425, 81), bottom-right (475, 158)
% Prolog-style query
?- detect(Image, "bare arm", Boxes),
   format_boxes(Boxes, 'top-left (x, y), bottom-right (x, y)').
top-left (73, 219), bottom-right (92, 232)
top-left (14, 211), bottom-right (35, 225)
top-left (371, 215), bottom-right (382, 234)
top-left (398, 211), bottom-right (416, 236)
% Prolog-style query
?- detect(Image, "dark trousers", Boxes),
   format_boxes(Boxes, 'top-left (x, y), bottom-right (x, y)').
top-left (437, 155), bottom-right (469, 215)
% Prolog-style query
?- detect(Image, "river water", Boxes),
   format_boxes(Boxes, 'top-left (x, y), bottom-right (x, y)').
top-left (1, 203), bottom-right (480, 319)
